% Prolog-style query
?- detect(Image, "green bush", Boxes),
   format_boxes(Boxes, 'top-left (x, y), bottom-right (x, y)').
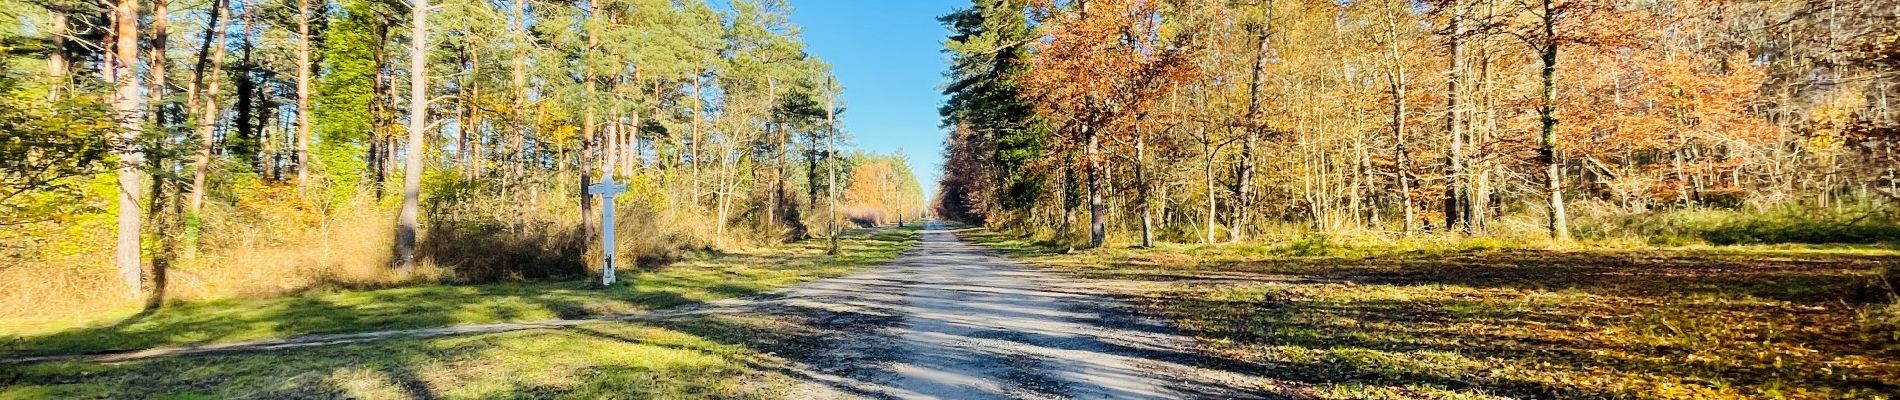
top-left (1700, 208), bottom-right (1900, 245)
top-left (1592, 203), bottom-right (1900, 246)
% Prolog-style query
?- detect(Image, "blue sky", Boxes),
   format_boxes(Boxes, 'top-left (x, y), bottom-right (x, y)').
top-left (788, 0), bottom-right (965, 198)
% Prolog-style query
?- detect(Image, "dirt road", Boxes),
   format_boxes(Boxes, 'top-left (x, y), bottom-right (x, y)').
top-left (759, 222), bottom-right (1265, 399)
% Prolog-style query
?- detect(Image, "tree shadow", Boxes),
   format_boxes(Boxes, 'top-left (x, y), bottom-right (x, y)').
top-left (1, 226), bottom-right (920, 361)
top-left (1084, 254), bottom-right (1900, 397)
top-left (1077, 249), bottom-right (1896, 305)
top-left (960, 229), bottom-right (1900, 397)
top-left (0, 227), bottom-right (945, 397)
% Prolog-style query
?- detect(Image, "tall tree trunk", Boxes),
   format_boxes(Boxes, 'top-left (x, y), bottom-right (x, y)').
top-left (808, 132), bottom-right (820, 214)
top-left (48, 11), bottom-right (68, 101)
top-left (397, 0), bottom-right (430, 270)
top-left (1358, 136), bottom-right (1377, 228)
top-left (258, 94), bottom-right (275, 179)
top-left (469, 55), bottom-right (483, 175)
top-left (602, 106), bottom-right (615, 180)
top-left (1348, 137), bottom-right (1365, 229)
top-left (715, 138), bottom-right (732, 241)
top-left (148, 0), bottom-right (169, 124)
top-left (690, 73), bottom-right (703, 205)
top-left (1236, 26), bottom-right (1269, 243)
top-left (296, 0), bottom-right (312, 186)
top-left (510, 0), bottom-right (529, 187)
top-left (1203, 133), bottom-right (1218, 244)
top-left (374, 66), bottom-right (392, 199)
top-left (764, 79), bottom-right (778, 232)
top-left (110, 0), bottom-right (145, 299)
top-left (1445, 0), bottom-right (1470, 233)
top-left (1385, 10), bottom-right (1415, 235)
top-left (1085, 123), bottom-right (1105, 249)
top-left (459, 49), bottom-right (475, 175)
top-left (1469, 0), bottom-right (1496, 234)
top-left (1136, 125), bottom-right (1153, 248)
top-left (825, 82), bottom-right (840, 255)
top-left (579, 0), bottom-right (598, 270)
top-left (1538, 0), bottom-right (1569, 241)
top-left (233, 5), bottom-right (260, 169)
top-left (189, 0), bottom-right (230, 226)
top-left (624, 67), bottom-right (641, 177)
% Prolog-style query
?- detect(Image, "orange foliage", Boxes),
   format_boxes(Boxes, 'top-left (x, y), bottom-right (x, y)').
top-left (1025, 0), bottom-right (1204, 145)
top-left (1561, 8), bottom-right (1777, 205)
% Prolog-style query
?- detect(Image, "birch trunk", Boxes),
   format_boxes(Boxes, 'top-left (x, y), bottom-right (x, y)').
top-left (1136, 124), bottom-right (1153, 248)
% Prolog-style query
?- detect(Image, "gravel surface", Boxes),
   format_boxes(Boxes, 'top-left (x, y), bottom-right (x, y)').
top-left (765, 222), bottom-right (1274, 400)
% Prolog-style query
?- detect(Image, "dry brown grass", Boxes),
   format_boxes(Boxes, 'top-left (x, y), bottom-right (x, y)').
top-left (0, 172), bottom-right (814, 320)
top-left (0, 201), bottom-right (443, 319)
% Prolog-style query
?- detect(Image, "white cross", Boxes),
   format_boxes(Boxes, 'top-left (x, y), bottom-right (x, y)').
top-left (587, 176), bottom-right (628, 286)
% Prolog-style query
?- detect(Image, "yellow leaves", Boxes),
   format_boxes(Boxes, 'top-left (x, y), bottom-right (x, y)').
top-left (547, 125), bottom-right (579, 144)
top-left (1802, 89), bottom-right (1866, 154)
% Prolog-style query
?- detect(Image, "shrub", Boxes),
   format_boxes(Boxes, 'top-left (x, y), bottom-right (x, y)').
top-left (1701, 208), bottom-right (1900, 245)
top-left (1577, 201), bottom-right (1900, 246)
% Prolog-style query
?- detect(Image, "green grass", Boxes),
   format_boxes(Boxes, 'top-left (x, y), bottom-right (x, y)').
top-left (962, 228), bottom-right (1900, 400)
top-left (0, 227), bottom-right (919, 359)
top-left (0, 313), bottom-right (822, 399)
top-left (1577, 204), bottom-right (1900, 247)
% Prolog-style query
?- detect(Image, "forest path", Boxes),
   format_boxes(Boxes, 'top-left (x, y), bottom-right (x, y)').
top-left (771, 222), bottom-right (1265, 400)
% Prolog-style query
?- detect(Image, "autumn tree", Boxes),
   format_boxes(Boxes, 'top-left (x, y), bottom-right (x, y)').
top-left (1025, 0), bottom-right (1202, 248)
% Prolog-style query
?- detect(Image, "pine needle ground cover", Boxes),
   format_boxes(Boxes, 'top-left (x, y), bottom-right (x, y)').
top-left (963, 229), bottom-right (1899, 399)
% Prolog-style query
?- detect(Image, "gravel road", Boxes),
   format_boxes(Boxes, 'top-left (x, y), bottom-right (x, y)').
top-left (765, 222), bottom-right (1269, 400)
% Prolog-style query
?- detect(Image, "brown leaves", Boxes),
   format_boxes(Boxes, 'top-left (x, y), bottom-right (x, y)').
top-left (1025, 0), bottom-right (1206, 147)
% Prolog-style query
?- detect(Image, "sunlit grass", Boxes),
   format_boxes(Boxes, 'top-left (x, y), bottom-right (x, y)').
top-left (0, 226), bottom-right (918, 359)
top-left (0, 314), bottom-right (816, 399)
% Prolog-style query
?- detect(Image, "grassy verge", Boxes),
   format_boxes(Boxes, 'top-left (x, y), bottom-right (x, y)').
top-left (962, 229), bottom-right (1899, 400)
top-left (0, 313), bottom-right (826, 399)
top-left (0, 227), bottom-right (919, 359)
